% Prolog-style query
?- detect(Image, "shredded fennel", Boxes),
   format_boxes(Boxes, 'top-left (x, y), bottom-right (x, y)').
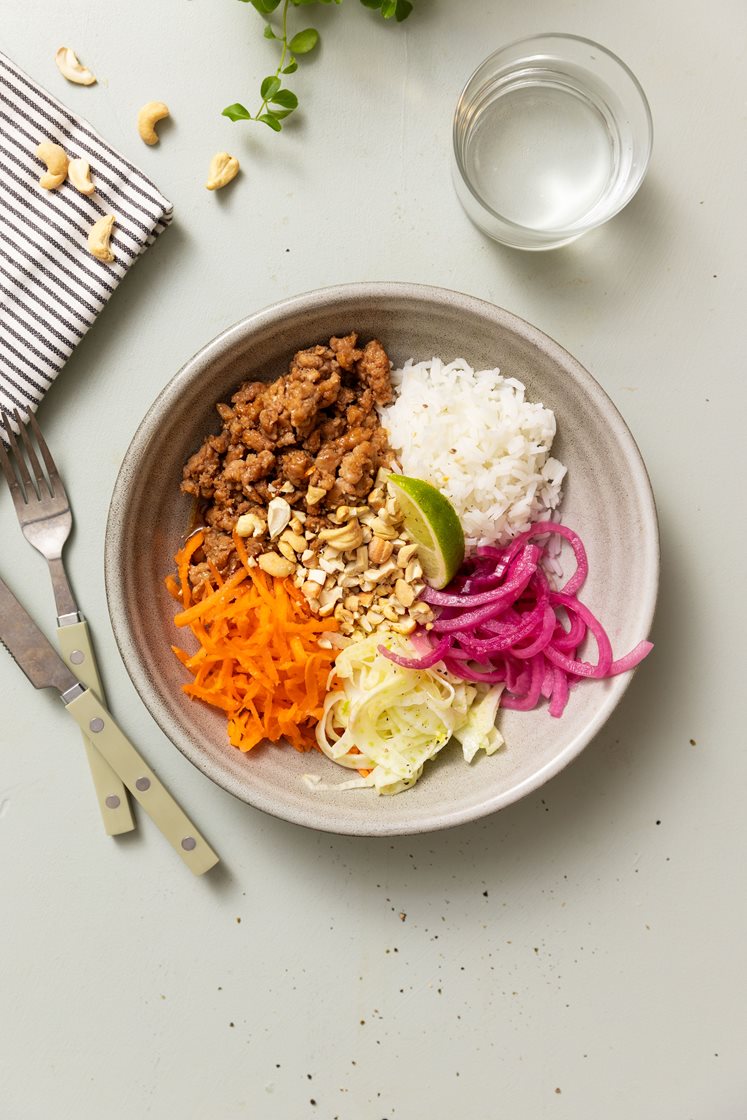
top-left (308, 634), bottom-right (504, 795)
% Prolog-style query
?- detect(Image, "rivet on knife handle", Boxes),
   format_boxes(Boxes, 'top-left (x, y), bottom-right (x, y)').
top-left (56, 620), bottom-right (135, 836)
top-left (64, 689), bottom-right (219, 876)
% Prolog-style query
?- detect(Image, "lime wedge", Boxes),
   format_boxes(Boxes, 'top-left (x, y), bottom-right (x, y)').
top-left (388, 475), bottom-right (465, 589)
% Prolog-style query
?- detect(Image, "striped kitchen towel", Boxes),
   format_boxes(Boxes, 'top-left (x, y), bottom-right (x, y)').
top-left (0, 50), bottom-right (173, 417)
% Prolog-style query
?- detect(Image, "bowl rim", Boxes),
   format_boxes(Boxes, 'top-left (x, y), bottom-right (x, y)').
top-left (105, 281), bottom-right (659, 836)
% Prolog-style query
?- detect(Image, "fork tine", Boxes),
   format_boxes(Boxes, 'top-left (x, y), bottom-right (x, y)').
top-left (0, 421), bottom-right (25, 510)
top-left (26, 410), bottom-right (61, 494)
top-left (0, 410), bottom-right (32, 503)
top-left (13, 409), bottom-right (53, 499)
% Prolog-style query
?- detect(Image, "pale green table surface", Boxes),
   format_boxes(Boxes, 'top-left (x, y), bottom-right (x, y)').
top-left (1, 1), bottom-right (745, 1117)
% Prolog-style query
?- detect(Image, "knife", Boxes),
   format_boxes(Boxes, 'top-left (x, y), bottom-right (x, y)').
top-left (0, 571), bottom-right (219, 876)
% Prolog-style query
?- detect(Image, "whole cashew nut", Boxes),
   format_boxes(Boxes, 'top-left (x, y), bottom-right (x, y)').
top-left (137, 101), bottom-right (170, 146)
top-left (318, 519), bottom-right (364, 551)
top-left (257, 552), bottom-right (296, 579)
top-left (68, 157), bottom-right (95, 196)
top-left (55, 47), bottom-right (96, 86)
top-left (87, 214), bottom-right (116, 262)
top-left (36, 141), bottom-right (69, 190)
top-left (206, 152), bottom-right (240, 191)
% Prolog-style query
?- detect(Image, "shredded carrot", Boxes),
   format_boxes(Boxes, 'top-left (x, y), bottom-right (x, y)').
top-left (164, 574), bottom-right (181, 600)
top-left (168, 534), bottom-right (338, 754)
top-left (347, 745), bottom-right (371, 779)
top-left (170, 530), bottom-right (205, 609)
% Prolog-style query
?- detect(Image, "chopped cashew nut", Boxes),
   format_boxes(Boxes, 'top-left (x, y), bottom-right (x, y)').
top-left (55, 47), bottom-right (96, 86)
top-left (235, 512), bottom-right (264, 538)
top-left (35, 142), bottom-right (68, 190)
top-left (306, 485), bottom-right (326, 506)
top-left (394, 579), bottom-right (416, 608)
top-left (280, 530), bottom-right (307, 554)
top-left (206, 152), bottom-right (240, 191)
top-left (267, 497), bottom-right (291, 539)
top-left (87, 214), bottom-right (116, 262)
top-left (367, 536), bottom-right (394, 565)
top-left (67, 157), bottom-right (95, 196)
top-left (137, 101), bottom-right (170, 146)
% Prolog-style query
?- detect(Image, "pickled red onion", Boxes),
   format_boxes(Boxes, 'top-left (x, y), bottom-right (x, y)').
top-left (379, 521), bottom-right (652, 717)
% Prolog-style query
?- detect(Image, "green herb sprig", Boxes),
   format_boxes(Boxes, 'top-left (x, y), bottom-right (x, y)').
top-left (223, 0), bottom-right (413, 132)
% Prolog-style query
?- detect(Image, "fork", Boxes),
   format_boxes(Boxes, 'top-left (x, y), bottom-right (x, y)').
top-left (0, 409), bottom-right (135, 836)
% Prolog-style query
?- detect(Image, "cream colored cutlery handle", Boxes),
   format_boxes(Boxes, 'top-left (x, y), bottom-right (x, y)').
top-left (57, 621), bottom-right (135, 837)
top-left (64, 688), bottom-right (219, 876)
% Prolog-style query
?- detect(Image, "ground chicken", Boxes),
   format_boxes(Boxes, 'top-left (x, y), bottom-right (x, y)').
top-left (180, 334), bottom-right (396, 586)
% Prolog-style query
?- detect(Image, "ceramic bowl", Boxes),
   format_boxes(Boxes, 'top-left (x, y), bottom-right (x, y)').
top-left (105, 283), bottom-right (658, 836)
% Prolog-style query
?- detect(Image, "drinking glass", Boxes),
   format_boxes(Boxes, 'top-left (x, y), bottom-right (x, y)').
top-left (452, 34), bottom-right (653, 250)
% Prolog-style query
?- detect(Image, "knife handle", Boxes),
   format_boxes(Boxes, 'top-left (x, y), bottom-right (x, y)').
top-left (57, 620), bottom-right (135, 837)
top-left (64, 688), bottom-right (219, 876)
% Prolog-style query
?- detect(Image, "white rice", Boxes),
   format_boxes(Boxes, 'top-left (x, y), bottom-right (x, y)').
top-left (381, 357), bottom-right (567, 548)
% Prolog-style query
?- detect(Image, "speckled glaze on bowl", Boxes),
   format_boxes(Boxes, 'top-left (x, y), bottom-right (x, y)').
top-left (105, 283), bottom-right (658, 836)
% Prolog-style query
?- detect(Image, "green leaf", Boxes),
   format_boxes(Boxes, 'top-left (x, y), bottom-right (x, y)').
top-left (260, 74), bottom-right (281, 99)
top-left (359, 0), bottom-right (382, 8)
top-left (288, 27), bottom-right (319, 53)
top-left (270, 88), bottom-right (299, 108)
top-left (381, 0), bottom-right (397, 17)
top-left (258, 112), bottom-right (282, 131)
top-left (395, 0), bottom-right (412, 18)
top-left (251, 0), bottom-right (282, 11)
top-left (282, 59), bottom-right (299, 73)
top-left (271, 107), bottom-right (296, 119)
top-left (263, 23), bottom-right (276, 37)
top-left (222, 102), bottom-right (253, 121)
